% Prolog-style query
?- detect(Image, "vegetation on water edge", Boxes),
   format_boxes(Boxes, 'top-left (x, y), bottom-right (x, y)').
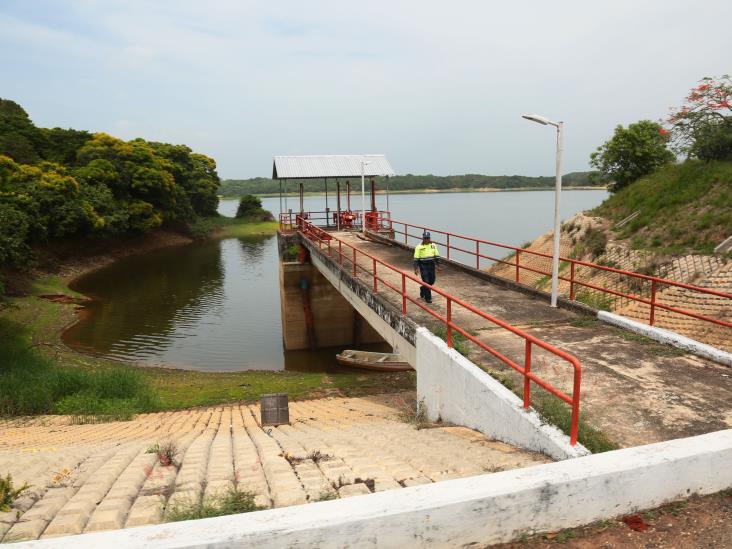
top-left (219, 172), bottom-right (599, 197)
top-left (0, 317), bottom-right (159, 419)
top-left (186, 214), bottom-right (278, 239)
top-left (0, 98), bottom-right (220, 290)
top-left (0, 275), bottom-right (416, 418)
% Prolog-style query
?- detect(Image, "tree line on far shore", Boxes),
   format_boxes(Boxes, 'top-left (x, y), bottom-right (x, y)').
top-left (219, 171), bottom-right (599, 197)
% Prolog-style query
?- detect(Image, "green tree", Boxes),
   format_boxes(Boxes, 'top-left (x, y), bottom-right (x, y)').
top-left (236, 194), bottom-right (264, 218)
top-left (589, 120), bottom-right (675, 192)
top-left (667, 76), bottom-right (732, 161)
top-left (0, 99), bottom-right (47, 164)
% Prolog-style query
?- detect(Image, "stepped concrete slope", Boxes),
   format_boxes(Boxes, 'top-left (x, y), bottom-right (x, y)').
top-left (0, 394), bottom-right (548, 542)
top-left (330, 232), bottom-right (732, 448)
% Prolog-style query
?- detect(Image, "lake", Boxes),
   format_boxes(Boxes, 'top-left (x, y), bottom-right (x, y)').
top-left (64, 189), bottom-right (607, 371)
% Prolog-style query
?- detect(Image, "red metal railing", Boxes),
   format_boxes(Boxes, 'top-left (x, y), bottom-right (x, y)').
top-left (279, 210), bottom-right (392, 232)
top-left (376, 217), bottom-right (732, 333)
top-left (297, 217), bottom-right (583, 445)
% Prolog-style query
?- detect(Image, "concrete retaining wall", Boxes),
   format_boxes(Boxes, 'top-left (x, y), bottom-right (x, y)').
top-left (20, 429), bottom-right (732, 548)
top-left (416, 328), bottom-right (588, 460)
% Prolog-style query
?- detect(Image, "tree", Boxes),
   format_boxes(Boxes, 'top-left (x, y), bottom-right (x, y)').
top-left (667, 75), bottom-right (732, 161)
top-left (236, 194), bottom-right (264, 218)
top-left (589, 120), bottom-right (675, 192)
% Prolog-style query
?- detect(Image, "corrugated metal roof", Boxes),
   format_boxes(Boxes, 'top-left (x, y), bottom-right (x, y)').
top-left (272, 155), bottom-right (395, 179)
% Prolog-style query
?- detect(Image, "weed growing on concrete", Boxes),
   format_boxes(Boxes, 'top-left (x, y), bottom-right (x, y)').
top-left (312, 489), bottom-right (338, 502)
top-left (165, 488), bottom-right (263, 522)
top-left (398, 398), bottom-right (431, 430)
top-left (0, 474), bottom-right (30, 512)
top-left (146, 440), bottom-right (180, 467)
top-left (283, 450), bottom-right (333, 466)
top-left (574, 290), bottom-right (614, 311)
top-left (431, 325), bottom-right (472, 357)
top-left (533, 390), bottom-right (619, 454)
top-left (569, 316), bottom-right (599, 328)
top-left (611, 328), bottom-right (686, 357)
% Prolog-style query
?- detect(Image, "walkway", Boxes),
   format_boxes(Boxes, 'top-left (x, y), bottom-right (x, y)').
top-left (332, 231), bottom-right (732, 448)
top-left (0, 394), bottom-right (548, 542)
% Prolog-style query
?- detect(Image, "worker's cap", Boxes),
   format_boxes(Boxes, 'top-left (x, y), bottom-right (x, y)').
top-left (422, 231), bottom-right (431, 239)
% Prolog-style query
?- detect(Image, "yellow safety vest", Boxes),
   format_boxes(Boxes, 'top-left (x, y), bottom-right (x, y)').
top-left (414, 243), bottom-right (440, 261)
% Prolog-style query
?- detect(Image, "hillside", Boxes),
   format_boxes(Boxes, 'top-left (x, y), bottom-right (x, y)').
top-left (219, 171), bottom-right (599, 197)
top-left (592, 161), bottom-right (732, 254)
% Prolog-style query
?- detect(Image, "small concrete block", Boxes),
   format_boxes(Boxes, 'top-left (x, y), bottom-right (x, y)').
top-left (273, 488), bottom-right (307, 508)
top-left (402, 476), bottom-right (432, 487)
top-left (85, 507), bottom-right (126, 532)
top-left (125, 496), bottom-right (163, 527)
top-left (374, 478), bottom-right (402, 492)
top-left (0, 509), bottom-right (19, 523)
top-left (4, 518), bottom-right (47, 541)
top-left (338, 483), bottom-right (372, 498)
top-left (43, 512), bottom-right (88, 536)
top-left (55, 499), bottom-right (96, 518)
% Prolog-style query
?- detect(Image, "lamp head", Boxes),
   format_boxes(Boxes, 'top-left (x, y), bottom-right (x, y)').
top-left (522, 113), bottom-right (551, 126)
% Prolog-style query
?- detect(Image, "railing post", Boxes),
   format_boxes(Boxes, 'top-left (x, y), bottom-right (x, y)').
top-left (404, 225), bottom-right (408, 244)
top-left (523, 340), bottom-right (531, 409)
top-left (650, 279), bottom-right (657, 326)
top-left (515, 250), bottom-right (520, 283)
top-left (338, 240), bottom-right (342, 266)
top-left (328, 240), bottom-right (331, 257)
top-left (373, 258), bottom-right (378, 292)
top-left (447, 298), bottom-right (453, 348)
top-left (476, 241), bottom-right (480, 270)
top-left (401, 273), bottom-right (407, 314)
top-left (569, 261), bottom-right (576, 301)
top-left (352, 248), bottom-right (357, 276)
top-left (447, 234), bottom-right (451, 260)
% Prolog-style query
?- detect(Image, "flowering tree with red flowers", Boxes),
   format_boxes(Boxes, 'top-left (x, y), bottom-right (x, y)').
top-left (667, 75), bottom-right (732, 161)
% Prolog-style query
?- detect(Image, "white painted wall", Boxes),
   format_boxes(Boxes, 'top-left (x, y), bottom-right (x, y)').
top-left (416, 328), bottom-right (587, 460)
top-left (18, 430), bottom-right (732, 549)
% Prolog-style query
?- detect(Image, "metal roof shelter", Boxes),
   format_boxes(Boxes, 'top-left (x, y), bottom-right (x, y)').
top-left (272, 155), bottom-right (395, 179)
top-left (272, 155), bottom-right (395, 231)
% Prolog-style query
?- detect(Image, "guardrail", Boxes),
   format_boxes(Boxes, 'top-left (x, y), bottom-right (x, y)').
top-left (279, 210), bottom-right (392, 232)
top-left (297, 217), bottom-right (583, 445)
top-left (376, 217), bottom-right (732, 333)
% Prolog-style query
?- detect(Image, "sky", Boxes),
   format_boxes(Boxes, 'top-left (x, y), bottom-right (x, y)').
top-left (2, 1), bottom-right (731, 179)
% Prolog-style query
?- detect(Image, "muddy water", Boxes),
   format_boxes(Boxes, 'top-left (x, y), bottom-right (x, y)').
top-left (64, 190), bottom-right (607, 372)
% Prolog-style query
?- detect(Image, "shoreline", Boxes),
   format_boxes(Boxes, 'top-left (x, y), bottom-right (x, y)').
top-left (1, 219), bottom-right (414, 416)
top-left (220, 186), bottom-right (607, 199)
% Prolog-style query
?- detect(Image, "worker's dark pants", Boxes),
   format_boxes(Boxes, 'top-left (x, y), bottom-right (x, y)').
top-left (417, 261), bottom-right (436, 302)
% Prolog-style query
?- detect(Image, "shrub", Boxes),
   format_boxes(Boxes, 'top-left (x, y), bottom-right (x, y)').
top-left (166, 488), bottom-right (262, 521)
top-left (0, 474), bottom-right (30, 512)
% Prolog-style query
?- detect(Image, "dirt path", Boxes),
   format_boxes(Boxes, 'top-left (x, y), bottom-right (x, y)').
top-left (0, 394), bottom-right (549, 542)
top-left (335, 232), bottom-right (732, 448)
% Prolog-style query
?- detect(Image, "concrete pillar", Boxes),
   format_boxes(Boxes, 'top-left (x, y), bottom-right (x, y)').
top-left (278, 236), bottom-right (384, 351)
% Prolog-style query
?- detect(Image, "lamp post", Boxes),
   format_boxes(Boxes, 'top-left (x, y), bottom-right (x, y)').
top-left (360, 159), bottom-right (370, 235)
top-left (522, 114), bottom-right (564, 307)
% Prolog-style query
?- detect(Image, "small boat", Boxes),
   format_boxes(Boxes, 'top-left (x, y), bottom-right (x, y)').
top-left (336, 350), bottom-right (412, 372)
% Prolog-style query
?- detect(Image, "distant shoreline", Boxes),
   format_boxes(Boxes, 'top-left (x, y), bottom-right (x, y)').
top-left (219, 186), bottom-right (607, 199)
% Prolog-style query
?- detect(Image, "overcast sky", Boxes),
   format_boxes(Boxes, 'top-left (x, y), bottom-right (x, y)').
top-left (2, 1), bottom-right (730, 179)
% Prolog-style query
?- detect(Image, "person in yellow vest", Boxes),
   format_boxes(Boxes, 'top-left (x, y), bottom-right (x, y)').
top-left (413, 231), bottom-right (440, 303)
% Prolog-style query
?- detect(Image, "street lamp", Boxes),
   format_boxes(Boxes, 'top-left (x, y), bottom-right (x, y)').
top-left (360, 159), bottom-right (370, 235)
top-left (522, 113), bottom-right (564, 308)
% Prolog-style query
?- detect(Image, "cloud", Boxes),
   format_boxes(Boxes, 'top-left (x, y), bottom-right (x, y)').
top-left (2, 0), bottom-right (732, 178)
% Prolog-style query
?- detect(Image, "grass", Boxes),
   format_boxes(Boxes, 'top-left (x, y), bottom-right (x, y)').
top-left (574, 290), bottom-right (614, 311)
top-left (569, 316), bottom-right (599, 328)
top-left (592, 160), bottom-right (732, 253)
top-left (431, 325), bottom-right (472, 357)
top-left (0, 274), bottom-right (416, 417)
top-left (611, 328), bottom-right (686, 357)
top-left (0, 474), bottom-right (30, 512)
top-left (482, 367), bottom-right (618, 454)
top-left (398, 397), bottom-right (431, 430)
top-left (0, 317), bottom-right (159, 419)
top-left (165, 487), bottom-right (263, 521)
top-left (188, 215), bottom-right (278, 239)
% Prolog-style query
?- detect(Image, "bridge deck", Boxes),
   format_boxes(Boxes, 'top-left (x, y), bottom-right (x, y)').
top-left (333, 231), bottom-right (732, 448)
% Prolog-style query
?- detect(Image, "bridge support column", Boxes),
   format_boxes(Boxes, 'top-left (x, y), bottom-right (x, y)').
top-left (278, 234), bottom-right (383, 351)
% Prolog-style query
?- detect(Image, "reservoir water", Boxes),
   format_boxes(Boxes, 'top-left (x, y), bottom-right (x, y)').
top-left (64, 190), bottom-right (607, 371)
